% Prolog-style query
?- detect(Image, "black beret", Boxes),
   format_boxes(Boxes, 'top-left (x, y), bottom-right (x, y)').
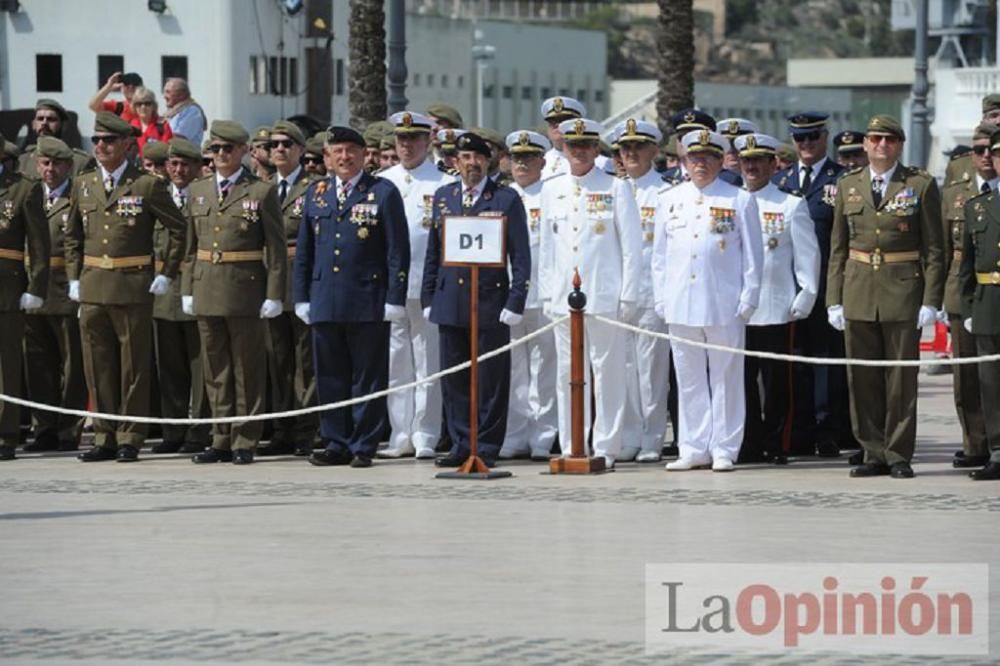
top-left (326, 125), bottom-right (365, 147)
top-left (455, 132), bottom-right (491, 157)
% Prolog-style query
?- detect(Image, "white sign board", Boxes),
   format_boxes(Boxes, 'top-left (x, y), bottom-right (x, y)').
top-left (442, 215), bottom-right (507, 267)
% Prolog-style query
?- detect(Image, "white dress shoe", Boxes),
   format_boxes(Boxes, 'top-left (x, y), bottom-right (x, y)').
top-left (603, 455), bottom-right (616, 469)
top-left (636, 450), bottom-right (661, 463)
top-left (415, 447), bottom-right (436, 459)
top-left (618, 447), bottom-right (639, 462)
top-left (665, 456), bottom-right (708, 471)
top-left (375, 441), bottom-right (415, 458)
top-left (712, 457), bottom-right (734, 472)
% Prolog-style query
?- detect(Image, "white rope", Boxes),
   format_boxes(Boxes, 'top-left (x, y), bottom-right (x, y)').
top-left (590, 314), bottom-right (1000, 368)
top-left (0, 316), bottom-right (570, 425)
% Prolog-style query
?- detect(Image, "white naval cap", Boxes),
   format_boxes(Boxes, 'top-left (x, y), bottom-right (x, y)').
top-left (541, 96), bottom-right (586, 121)
top-left (436, 128), bottom-right (467, 148)
top-left (732, 132), bottom-right (781, 158)
top-left (717, 117), bottom-right (758, 139)
top-left (505, 129), bottom-right (551, 154)
top-left (557, 117), bottom-right (604, 143)
top-left (611, 117), bottom-right (663, 145)
top-left (389, 111), bottom-right (434, 134)
top-left (681, 129), bottom-right (728, 155)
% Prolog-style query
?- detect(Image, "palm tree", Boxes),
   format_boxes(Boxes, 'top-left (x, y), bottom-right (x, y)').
top-left (656, 0), bottom-right (694, 137)
top-left (349, 0), bottom-right (388, 130)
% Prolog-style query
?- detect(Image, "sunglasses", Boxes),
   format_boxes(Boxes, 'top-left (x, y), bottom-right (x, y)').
top-left (91, 135), bottom-right (121, 144)
top-left (792, 131), bottom-right (822, 143)
top-left (208, 144), bottom-right (235, 154)
top-left (269, 139), bottom-right (297, 149)
top-left (867, 134), bottom-right (900, 144)
top-left (202, 157), bottom-right (215, 167)
top-left (972, 145), bottom-right (991, 155)
top-left (303, 156), bottom-right (324, 165)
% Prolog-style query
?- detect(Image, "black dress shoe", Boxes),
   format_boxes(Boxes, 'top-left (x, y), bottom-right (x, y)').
top-left (232, 450), bottom-right (254, 465)
top-left (890, 461), bottom-right (915, 479)
top-left (179, 441), bottom-right (205, 454)
top-left (435, 434), bottom-right (452, 454)
top-left (293, 442), bottom-right (314, 457)
top-left (256, 440), bottom-right (294, 456)
top-left (849, 462), bottom-right (890, 478)
top-left (953, 454), bottom-right (989, 468)
top-left (969, 462), bottom-right (1000, 481)
top-left (23, 431), bottom-right (60, 452)
top-left (116, 445), bottom-right (140, 462)
top-left (434, 453), bottom-right (467, 468)
top-left (771, 454), bottom-right (789, 465)
top-left (816, 439), bottom-right (841, 458)
top-left (847, 450), bottom-right (865, 466)
top-left (192, 447), bottom-right (233, 463)
top-left (151, 440), bottom-right (183, 454)
top-left (308, 449), bottom-right (352, 466)
top-left (737, 449), bottom-right (768, 464)
top-left (58, 440), bottom-right (79, 452)
top-left (350, 455), bottom-right (373, 468)
top-left (78, 446), bottom-right (117, 462)
top-left (0, 446), bottom-right (15, 461)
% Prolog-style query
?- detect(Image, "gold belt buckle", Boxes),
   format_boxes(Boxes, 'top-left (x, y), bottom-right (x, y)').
top-left (871, 249), bottom-right (882, 270)
top-left (992, 271), bottom-right (1000, 285)
top-left (99, 255), bottom-right (114, 269)
top-left (211, 250), bottom-right (223, 265)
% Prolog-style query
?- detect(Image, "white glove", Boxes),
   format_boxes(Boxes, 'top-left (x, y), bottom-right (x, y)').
top-left (68, 280), bottom-right (80, 303)
top-left (294, 302), bottom-right (311, 325)
top-left (499, 308), bottom-right (523, 327)
top-left (19, 293), bottom-right (44, 311)
top-left (259, 299), bottom-right (283, 319)
top-left (936, 308), bottom-right (948, 324)
top-left (542, 300), bottom-right (555, 320)
top-left (181, 295), bottom-right (195, 316)
top-left (148, 274), bottom-right (171, 295)
top-left (736, 302), bottom-right (756, 323)
top-left (917, 305), bottom-right (937, 329)
top-left (618, 301), bottom-right (639, 324)
top-left (384, 303), bottom-right (407, 322)
top-left (964, 318), bottom-right (973, 333)
top-left (422, 306), bottom-right (431, 320)
top-left (789, 292), bottom-right (813, 320)
top-left (827, 305), bottom-right (845, 332)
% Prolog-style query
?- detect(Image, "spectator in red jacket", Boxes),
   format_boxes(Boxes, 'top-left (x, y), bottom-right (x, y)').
top-left (88, 71), bottom-right (143, 124)
top-left (129, 87), bottom-right (173, 153)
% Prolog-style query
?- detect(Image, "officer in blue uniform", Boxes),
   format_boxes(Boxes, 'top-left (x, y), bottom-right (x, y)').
top-left (662, 109), bottom-right (742, 187)
top-left (772, 111), bottom-right (851, 458)
top-left (293, 126), bottom-right (410, 468)
top-left (422, 132), bottom-right (531, 467)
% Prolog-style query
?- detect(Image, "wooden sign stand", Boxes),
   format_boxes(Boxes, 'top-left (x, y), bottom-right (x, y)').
top-left (548, 270), bottom-right (607, 475)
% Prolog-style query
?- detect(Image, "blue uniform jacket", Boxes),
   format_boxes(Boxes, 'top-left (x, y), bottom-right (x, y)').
top-left (421, 177), bottom-right (531, 329)
top-left (293, 171), bottom-right (410, 323)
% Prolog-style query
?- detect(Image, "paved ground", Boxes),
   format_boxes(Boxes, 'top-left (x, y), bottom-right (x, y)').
top-left (0, 369), bottom-right (997, 664)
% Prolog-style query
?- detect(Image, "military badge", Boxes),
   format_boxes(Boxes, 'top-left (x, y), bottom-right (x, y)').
top-left (821, 184), bottom-right (837, 207)
top-left (196, 195), bottom-right (205, 206)
top-left (846, 187), bottom-right (862, 204)
top-left (767, 237), bottom-right (779, 250)
top-left (718, 239), bottom-right (726, 252)
top-left (884, 188), bottom-right (918, 216)
top-left (952, 222), bottom-right (963, 244)
top-left (1, 200), bottom-right (14, 224)
top-left (594, 221), bottom-right (606, 234)
top-left (291, 196), bottom-right (304, 217)
top-left (709, 207), bottom-right (736, 234)
top-left (422, 194), bottom-right (434, 229)
top-left (645, 231), bottom-right (654, 242)
top-left (761, 211), bottom-right (785, 235)
top-left (241, 199), bottom-right (261, 225)
top-left (357, 227), bottom-right (370, 240)
top-left (528, 208), bottom-right (541, 230)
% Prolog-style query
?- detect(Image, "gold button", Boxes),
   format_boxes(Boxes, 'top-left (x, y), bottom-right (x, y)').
top-left (458, 278), bottom-right (464, 285)
top-left (212, 241), bottom-right (219, 248)
top-left (102, 239), bottom-right (108, 244)
top-left (875, 229), bottom-right (880, 234)
top-left (104, 212), bottom-right (110, 217)
top-left (333, 266), bottom-right (340, 272)
top-left (103, 224), bottom-right (109, 230)
top-left (214, 226), bottom-right (221, 232)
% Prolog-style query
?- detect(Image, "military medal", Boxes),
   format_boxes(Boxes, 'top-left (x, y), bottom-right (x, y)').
top-left (357, 227), bottom-right (369, 239)
top-left (291, 196), bottom-right (304, 217)
top-left (645, 231), bottom-right (654, 242)
top-left (767, 237), bottom-right (778, 249)
top-left (241, 199), bottom-right (261, 225)
top-left (529, 208), bottom-right (541, 230)
top-left (594, 221), bottom-right (606, 234)
top-left (718, 239), bottom-right (726, 252)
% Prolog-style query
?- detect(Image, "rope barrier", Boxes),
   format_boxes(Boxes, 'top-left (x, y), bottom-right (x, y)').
top-left (0, 316), bottom-right (570, 425)
top-left (589, 314), bottom-right (1000, 368)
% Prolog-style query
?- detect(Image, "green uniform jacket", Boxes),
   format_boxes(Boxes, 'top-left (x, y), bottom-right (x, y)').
top-left (152, 185), bottom-right (195, 322)
top-left (64, 164), bottom-right (188, 305)
top-left (181, 171), bottom-right (286, 317)
top-left (19, 145), bottom-right (94, 180)
top-left (959, 190), bottom-right (1000, 334)
top-left (32, 182), bottom-right (76, 316)
top-left (941, 171), bottom-right (981, 315)
top-left (0, 169), bottom-right (49, 312)
top-left (271, 171), bottom-right (315, 310)
top-left (944, 152), bottom-right (974, 191)
top-left (827, 164), bottom-right (945, 321)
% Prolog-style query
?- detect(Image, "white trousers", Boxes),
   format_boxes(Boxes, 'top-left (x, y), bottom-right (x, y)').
top-left (386, 298), bottom-right (442, 450)
top-left (504, 308), bottom-right (558, 456)
top-left (553, 315), bottom-right (625, 460)
top-left (623, 307), bottom-right (671, 453)
top-left (670, 321), bottom-right (746, 463)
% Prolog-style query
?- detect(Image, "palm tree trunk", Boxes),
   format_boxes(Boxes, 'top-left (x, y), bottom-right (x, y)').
top-left (657, 0), bottom-right (695, 137)
top-left (349, 0), bottom-right (388, 130)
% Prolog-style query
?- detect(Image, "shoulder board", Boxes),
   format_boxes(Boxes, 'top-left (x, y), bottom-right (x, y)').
top-left (967, 189), bottom-right (993, 203)
top-left (846, 166), bottom-right (865, 176)
top-left (77, 166), bottom-right (99, 178)
top-left (903, 165), bottom-right (932, 180)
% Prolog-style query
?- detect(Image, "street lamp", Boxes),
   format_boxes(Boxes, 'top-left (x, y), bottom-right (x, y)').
top-left (472, 30), bottom-right (495, 128)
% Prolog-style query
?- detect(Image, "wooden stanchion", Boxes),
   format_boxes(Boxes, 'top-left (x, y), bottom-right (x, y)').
top-left (549, 270), bottom-right (607, 474)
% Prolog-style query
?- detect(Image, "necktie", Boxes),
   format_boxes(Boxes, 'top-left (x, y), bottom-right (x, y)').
top-left (279, 180), bottom-right (289, 202)
top-left (103, 174), bottom-right (115, 194)
top-left (462, 188), bottom-right (475, 210)
top-left (218, 179), bottom-right (232, 202)
top-left (338, 181), bottom-right (350, 204)
top-left (800, 165), bottom-right (812, 193)
top-left (872, 176), bottom-right (883, 207)
top-left (983, 181), bottom-right (992, 195)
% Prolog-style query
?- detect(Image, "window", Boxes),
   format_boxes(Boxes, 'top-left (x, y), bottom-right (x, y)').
top-left (558, 88), bottom-right (569, 96)
top-left (484, 84), bottom-right (495, 98)
top-left (161, 56), bottom-right (188, 86)
top-left (266, 55), bottom-right (298, 95)
top-left (36, 54), bottom-right (62, 92)
top-left (594, 90), bottom-right (604, 103)
top-left (427, 73), bottom-right (435, 87)
top-left (413, 73), bottom-right (421, 86)
top-left (457, 75), bottom-right (464, 88)
top-left (502, 85), bottom-right (513, 99)
top-left (97, 55), bottom-right (124, 88)
top-left (577, 89), bottom-right (587, 102)
top-left (250, 56), bottom-right (265, 94)
top-left (521, 86), bottom-right (532, 100)
top-left (335, 59), bottom-right (345, 96)
top-left (540, 86), bottom-right (550, 98)
top-left (441, 74), bottom-right (448, 88)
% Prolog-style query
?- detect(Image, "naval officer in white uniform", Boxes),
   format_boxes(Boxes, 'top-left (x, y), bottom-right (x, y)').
top-left (652, 129), bottom-right (764, 471)
top-left (540, 96), bottom-right (586, 181)
top-left (538, 117), bottom-right (642, 468)
top-left (379, 111), bottom-right (456, 458)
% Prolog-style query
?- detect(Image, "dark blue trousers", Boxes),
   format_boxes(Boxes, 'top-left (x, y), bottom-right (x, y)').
top-left (312, 321), bottom-right (389, 458)
top-left (438, 324), bottom-right (510, 460)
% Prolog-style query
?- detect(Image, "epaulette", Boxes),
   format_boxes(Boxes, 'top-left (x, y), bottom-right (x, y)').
top-left (77, 166), bottom-right (99, 178)
top-left (967, 189), bottom-right (993, 204)
top-left (846, 165), bottom-right (865, 176)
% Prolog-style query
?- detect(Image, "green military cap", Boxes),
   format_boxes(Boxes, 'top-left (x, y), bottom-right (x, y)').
top-left (4, 140), bottom-right (21, 159)
top-left (776, 143), bottom-right (797, 163)
top-left (470, 127), bottom-right (505, 150)
top-left (201, 139), bottom-right (213, 152)
top-left (982, 94), bottom-right (1000, 113)
top-left (251, 126), bottom-right (272, 145)
top-left (210, 120), bottom-right (250, 145)
top-left (270, 119), bottom-right (305, 145)
top-left (427, 102), bottom-right (463, 128)
top-left (36, 136), bottom-right (73, 161)
top-left (974, 122), bottom-right (1000, 141)
top-left (94, 110), bottom-right (138, 137)
top-left (379, 134), bottom-right (396, 150)
top-left (990, 127), bottom-right (1000, 152)
top-left (866, 114), bottom-right (905, 141)
top-left (36, 98), bottom-right (68, 121)
top-left (142, 141), bottom-right (169, 164)
top-left (305, 132), bottom-right (327, 156)
top-left (364, 121), bottom-right (393, 147)
top-left (168, 137), bottom-right (201, 161)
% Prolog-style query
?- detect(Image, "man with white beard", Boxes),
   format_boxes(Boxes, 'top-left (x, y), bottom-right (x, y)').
top-left (379, 111), bottom-right (455, 458)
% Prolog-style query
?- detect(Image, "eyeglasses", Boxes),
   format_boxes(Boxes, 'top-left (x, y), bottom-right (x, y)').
top-left (208, 144), bottom-right (235, 154)
top-left (972, 145), bottom-right (991, 155)
top-left (303, 156), bottom-right (324, 165)
top-left (133, 100), bottom-right (155, 107)
top-left (867, 134), bottom-right (900, 145)
top-left (91, 135), bottom-right (121, 144)
top-left (792, 131), bottom-right (822, 143)
top-left (269, 139), bottom-right (297, 149)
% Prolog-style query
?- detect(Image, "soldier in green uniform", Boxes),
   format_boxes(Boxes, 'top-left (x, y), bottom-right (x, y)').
top-left (182, 120), bottom-right (286, 466)
top-left (0, 132), bottom-right (49, 461)
top-left (64, 112), bottom-right (188, 462)
top-left (257, 119), bottom-right (318, 457)
top-left (18, 99), bottom-right (93, 178)
top-left (827, 114), bottom-right (945, 479)
top-left (303, 133), bottom-right (328, 178)
top-left (22, 137), bottom-right (87, 453)
top-left (149, 137), bottom-right (212, 454)
top-left (941, 122), bottom-right (997, 469)
top-left (958, 126), bottom-right (1000, 481)
top-left (140, 140), bottom-right (169, 178)
top-left (944, 94), bottom-right (1000, 187)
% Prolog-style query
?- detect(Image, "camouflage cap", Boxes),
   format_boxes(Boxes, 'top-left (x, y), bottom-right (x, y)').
top-left (209, 120), bottom-right (250, 145)
top-left (982, 94), bottom-right (1000, 113)
top-left (142, 140), bottom-right (169, 164)
top-left (94, 111), bottom-right (138, 137)
top-left (168, 137), bottom-right (202, 162)
top-left (270, 120), bottom-right (305, 146)
top-left (866, 114), bottom-right (905, 141)
top-left (35, 136), bottom-right (73, 161)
